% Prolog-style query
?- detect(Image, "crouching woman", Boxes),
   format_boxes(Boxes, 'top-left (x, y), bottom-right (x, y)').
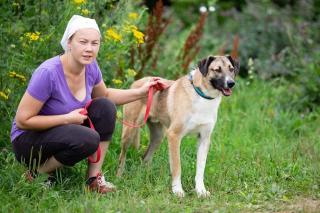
top-left (10, 15), bottom-right (160, 194)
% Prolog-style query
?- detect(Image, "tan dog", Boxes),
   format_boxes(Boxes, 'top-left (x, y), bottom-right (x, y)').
top-left (117, 55), bottom-right (239, 197)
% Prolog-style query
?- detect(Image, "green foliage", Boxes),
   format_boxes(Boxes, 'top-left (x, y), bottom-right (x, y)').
top-left (205, 0), bottom-right (320, 110)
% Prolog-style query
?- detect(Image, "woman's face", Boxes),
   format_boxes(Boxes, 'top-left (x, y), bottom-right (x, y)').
top-left (68, 28), bottom-right (100, 65)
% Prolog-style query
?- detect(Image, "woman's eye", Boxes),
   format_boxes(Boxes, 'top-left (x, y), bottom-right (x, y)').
top-left (79, 40), bottom-right (87, 44)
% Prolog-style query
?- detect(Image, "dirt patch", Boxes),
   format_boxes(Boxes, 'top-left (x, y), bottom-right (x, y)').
top-left (276, 198), bottom-right (320, 213)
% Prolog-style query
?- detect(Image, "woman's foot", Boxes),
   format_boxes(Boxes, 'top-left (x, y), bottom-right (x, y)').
top-left (86, 172), bottom-right (116, 194)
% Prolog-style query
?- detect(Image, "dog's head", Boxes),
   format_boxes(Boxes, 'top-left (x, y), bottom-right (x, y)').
top-left (198, 55), bottom-right (240, 96)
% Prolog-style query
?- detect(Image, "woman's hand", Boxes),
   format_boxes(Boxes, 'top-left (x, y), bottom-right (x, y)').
top-left (66, 108), bottom-right (88, 125)
top-left (137, 77), bottom-right (167, 97)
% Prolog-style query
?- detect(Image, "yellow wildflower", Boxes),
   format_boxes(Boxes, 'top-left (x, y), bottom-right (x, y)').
top-left (0, 91), bottom-right (9, 100)
top-left (123, 24), bottom-right (144, 43)
top-left (132, 28), bottom-right (144, 44)
top-left (126, 69), bottom-right (137, 77)
top-left (9, 71), bottom-right (16, 77)
top-left (128, 12), bottom-right (138, 20)
top-left (25, 32), bottom-right (40, 41)
top-left (105, 28), bottom-right (122, 42)
top-left (8, 71), bottom-right (26, 82)
top-left (81, 9), bottom-right (90, 16)
top-left (124, 24), bottom-right (138, 32)
top-left (73, 0), bottom-right (86, 5)
top-left (16, 74), bottom-right (26, 82)
top-left (112, 79), bottom-right (123, 85)
top-left (122, 24), bottom-right (133, 34)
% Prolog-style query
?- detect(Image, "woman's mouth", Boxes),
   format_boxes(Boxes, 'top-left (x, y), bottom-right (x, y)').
top-left (82, 55), bottom-right (92, 60)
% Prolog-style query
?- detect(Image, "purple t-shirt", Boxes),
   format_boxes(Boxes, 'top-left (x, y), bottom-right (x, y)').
top-left (10, 55), bottom-right (102, 142)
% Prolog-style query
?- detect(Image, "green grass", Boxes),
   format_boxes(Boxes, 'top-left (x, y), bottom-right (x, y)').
top-left (0, 79), bottom-right (319, 212)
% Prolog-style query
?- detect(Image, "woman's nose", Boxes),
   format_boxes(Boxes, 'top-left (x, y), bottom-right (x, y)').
top-left (85, 44), bottom-right (93, 51)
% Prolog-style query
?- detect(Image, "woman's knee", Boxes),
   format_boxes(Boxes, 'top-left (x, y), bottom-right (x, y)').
top-left (89, 98), bottom-right (116, 119)
top-left (87, 98), bottom-right (117, 140)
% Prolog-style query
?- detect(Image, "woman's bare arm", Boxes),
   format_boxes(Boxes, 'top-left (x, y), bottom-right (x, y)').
top-left (16, 92), bottom-right (87, 131)
top-left (92, 80), bottom-right (156, 105)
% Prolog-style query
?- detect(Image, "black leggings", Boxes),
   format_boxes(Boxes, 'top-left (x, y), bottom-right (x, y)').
top-left (12, 98), bottom-right (116, 167)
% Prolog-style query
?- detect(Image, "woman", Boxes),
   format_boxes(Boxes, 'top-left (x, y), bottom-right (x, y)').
top-left (11, 15), bottom-right (160, 194)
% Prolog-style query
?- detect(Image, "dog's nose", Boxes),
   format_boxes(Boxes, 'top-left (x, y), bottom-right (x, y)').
top-left (227, 80), bottom-right (235, 88)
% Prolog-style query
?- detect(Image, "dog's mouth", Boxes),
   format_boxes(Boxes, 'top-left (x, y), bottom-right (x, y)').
top-left (221, 88), bottom-right (232, 96)
top-left (210, 78), bottom-right (233, 96)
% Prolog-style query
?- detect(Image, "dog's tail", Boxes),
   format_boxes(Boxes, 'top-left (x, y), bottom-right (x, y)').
top-left (121, 77), bottom-right (151, 149)
top-left (118, 94), bottom-right (146, 176)
top-left (121, 103), bottom-right (146, 149)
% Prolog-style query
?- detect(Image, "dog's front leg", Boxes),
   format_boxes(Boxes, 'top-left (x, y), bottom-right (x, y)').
top-left (195, 127), bottom-right (213, 198)
top-left (167, 129), bottom-right (184, 197)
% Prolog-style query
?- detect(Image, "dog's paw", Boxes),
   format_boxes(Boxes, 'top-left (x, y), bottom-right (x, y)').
top-left (172, 188), bottom-right (185, 198)
top-left (196, 189), bottom-right (211, 198)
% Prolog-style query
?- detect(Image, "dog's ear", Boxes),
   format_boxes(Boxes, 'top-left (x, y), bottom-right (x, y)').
top-left (226, 55), bottom-right (240, 75)
top-left (198, 56), bottom-right (215, 76)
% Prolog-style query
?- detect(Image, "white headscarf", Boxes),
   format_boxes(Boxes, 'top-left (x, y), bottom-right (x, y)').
top-left (60, 15), bottom-right (101, 51)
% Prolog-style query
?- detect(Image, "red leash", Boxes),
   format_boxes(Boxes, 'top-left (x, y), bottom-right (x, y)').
top-left (121, 80), bottom-right (170, 128)
top-left (80, 79), bottom-right (169, 163)
top-left (80, 100), bottom-right (101, 163)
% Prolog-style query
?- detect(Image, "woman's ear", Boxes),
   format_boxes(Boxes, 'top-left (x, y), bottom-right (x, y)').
top-left (67, 34), bottom-right (75, 51)
top-left (67, 39), bottom-right (72, 51)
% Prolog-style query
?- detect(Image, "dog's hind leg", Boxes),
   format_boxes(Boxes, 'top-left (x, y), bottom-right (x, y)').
top-left (143, 121), bottom-right (165, 163)
top-left (117, 138), bottom-right (130, 177)
top-left (117, 102), bottom-right (145, 177)
top-left (117, 127), bottom-right (141, 177)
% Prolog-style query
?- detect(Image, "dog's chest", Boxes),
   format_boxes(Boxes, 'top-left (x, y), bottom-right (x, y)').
top-left (186, 96), bottom-right (221, 130)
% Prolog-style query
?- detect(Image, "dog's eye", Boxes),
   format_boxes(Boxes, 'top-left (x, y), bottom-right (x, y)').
top-left (214, 68), bottom-right (222, 73)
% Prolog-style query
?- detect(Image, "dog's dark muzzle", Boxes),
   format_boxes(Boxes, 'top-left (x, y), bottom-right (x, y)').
top-left (210, 78), bottom-right (235, 96)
